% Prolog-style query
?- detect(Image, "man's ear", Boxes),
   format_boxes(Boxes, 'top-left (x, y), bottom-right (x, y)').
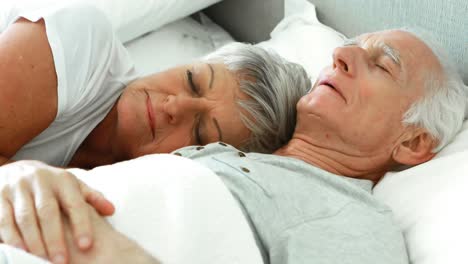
top-left (392, 130), bottom-right (437, 166)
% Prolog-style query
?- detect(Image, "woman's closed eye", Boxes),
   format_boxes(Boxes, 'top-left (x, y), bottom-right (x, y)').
top-left (186, 69), bottom-right (201, 96)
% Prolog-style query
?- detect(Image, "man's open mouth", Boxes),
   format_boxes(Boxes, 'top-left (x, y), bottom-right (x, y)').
top-left (318, 79), bottom-right (346, 103)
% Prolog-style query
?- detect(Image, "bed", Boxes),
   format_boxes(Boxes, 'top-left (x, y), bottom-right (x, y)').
top-left (126, 0), bottom-right (468, 263)
top-left (1, 0), bottom-right (467, 263)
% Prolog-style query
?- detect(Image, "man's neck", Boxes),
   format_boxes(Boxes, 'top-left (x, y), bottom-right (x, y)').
top-left (274, 137), bottom-right (392, 183)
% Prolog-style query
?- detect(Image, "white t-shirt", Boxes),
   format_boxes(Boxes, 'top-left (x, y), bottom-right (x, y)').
top-left (3, 3), bottom-right (139, 166)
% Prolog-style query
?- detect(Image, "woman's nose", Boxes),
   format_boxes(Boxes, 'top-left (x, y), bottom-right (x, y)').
top-left (163, 95), bottom-right (203, 125)
top-left (332, 45), bottom-right (366, 77)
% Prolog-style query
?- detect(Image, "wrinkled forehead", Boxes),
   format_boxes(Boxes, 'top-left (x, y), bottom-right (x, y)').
top-left (356, 30), bottom-right (442, 81)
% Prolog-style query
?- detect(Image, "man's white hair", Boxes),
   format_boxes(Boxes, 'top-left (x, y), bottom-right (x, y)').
top-left (401, 28), bottom-right (467, 152)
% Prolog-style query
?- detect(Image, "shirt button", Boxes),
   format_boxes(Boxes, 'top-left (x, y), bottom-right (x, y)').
top-left (238, 152), bottom-right (246, 157)
top-left (219, 142), bottom-right (227, 146)
top-left (196, 146), bottom-right (204, 151)
top-left (173, 152), bottom-right (182, 156)
top-left (241, 167), bottom-right (250, 173)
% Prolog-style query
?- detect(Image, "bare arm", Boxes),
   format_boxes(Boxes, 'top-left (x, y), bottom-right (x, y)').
top-left (64, 205), bottom-right (161, 264)
top-left (0, 156), bottom-right (11, 166)
top-left (0, 18), bottom-right (58, 161)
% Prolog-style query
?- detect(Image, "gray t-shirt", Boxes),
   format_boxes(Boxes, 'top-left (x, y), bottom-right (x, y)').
top-left (176, 143), bottom-right (408, 264)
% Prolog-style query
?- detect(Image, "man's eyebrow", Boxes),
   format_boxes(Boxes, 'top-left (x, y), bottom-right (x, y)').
top-left (208, 63), bottom-right (215, 89)
top-left (380, 43), bottom-right (401, 67)
top-left (343, 38), bottom-right (358, 46)
top-left (344, 37), bottom-right (402, 68)
top-left (212, 118), bottom-right (223, 142)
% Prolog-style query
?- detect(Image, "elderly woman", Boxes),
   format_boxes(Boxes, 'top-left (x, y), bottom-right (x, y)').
top-left (0, 3), bottom-right (310, 168)
top-left (0, 3), bottom-right (311, 262)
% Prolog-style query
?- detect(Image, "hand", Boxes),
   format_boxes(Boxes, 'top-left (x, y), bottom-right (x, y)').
top-left (0, 160), bottom-right (115, 264)
top-left (65, 205), bottom-right (161, 264)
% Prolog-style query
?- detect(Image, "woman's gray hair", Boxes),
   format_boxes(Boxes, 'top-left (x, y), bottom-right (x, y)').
top-left (401, 28), bottom-right (467, 152)
top-left (203, 42), bottom-right (311, 153)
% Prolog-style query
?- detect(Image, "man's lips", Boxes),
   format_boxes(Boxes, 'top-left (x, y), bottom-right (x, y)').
top-left (144, 90), bottom-right (155, 139)
top-left (318, 77), bottom-right (346, 103)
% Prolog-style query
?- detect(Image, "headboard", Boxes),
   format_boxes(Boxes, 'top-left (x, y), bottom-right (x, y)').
top-left (204, 0), bottom-right (283, 44)
top-left (205, 0), bottom-right (468, 84)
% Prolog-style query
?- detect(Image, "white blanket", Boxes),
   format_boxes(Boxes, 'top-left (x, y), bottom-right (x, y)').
top-left (0, 154), bottom-right (263, 264)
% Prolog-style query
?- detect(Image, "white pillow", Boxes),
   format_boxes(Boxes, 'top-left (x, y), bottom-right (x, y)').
top-left (87, 0), bottom-right (224, 43)
top-left (125, 14), bottom-right (234, 76)
top-left (257, 0), bottom-right (345, 83)
top-left (373, 150), bottom-right (468, 264)
top-left (8, 0), bottom-right (223, 43)
top-left (374, 119), bottom-right (468, 264)
top-left (434, 119), bottom-right (468, 159)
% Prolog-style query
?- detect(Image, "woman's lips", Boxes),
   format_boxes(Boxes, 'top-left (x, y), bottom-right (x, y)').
top-left (144, 90), bottom-right (155, 139)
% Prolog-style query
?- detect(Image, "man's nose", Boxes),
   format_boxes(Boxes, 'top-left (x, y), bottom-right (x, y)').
top-left (332, 46), bottom-right (366, 77)
top-left (163, 95), bottom-right (202, 125)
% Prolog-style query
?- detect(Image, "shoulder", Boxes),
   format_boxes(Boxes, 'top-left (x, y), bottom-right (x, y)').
top-left (174, 143), bottom-right (322, 183)
top-left (17, 3), bottom-right (113, 43)
top-left (49, 3), bottom-right (112, 38)
top-left (174, 142), bottom-right (245, 159)
top-left (173, 143), bottom-right (265, 175)
top-left (46, 3), bottom-right (110, 27)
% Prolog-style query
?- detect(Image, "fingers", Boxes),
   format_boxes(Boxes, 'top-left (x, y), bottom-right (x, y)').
top-left (80, 182), bottom-right (115, 216)
top-left (0, 197), bottom-right (25, 250)
top-left (56, 174), bottom-right (93, 251)
top-left (12, 186), bottom-right (47, 259)
top-left (0, 161), bottom-right (113, 262)
top-left (0, 161), bottom-right (102, 264)
top-left (34, 185), bottom-right (67, 264)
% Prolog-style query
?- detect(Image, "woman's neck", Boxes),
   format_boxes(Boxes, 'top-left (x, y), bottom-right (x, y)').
top-left (68, 105), bottom-right (118, 169)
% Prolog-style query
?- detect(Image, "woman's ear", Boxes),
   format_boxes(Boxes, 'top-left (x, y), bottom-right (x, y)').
top-left (392, 130), bottom-right (437, 166)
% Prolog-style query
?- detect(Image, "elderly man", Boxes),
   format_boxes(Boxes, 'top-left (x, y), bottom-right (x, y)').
top-left (1, 29), bottom-right (466, 264)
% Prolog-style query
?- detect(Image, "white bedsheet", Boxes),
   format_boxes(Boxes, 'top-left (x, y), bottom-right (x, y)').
top-left (0, 154), bottom-right (263, 264)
